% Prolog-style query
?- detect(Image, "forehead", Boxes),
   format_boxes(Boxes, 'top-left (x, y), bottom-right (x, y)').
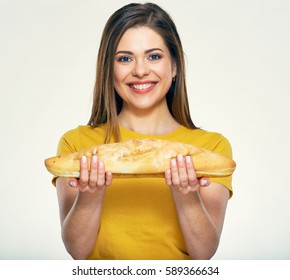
top-left (116, 26), bottom-right (168, 51)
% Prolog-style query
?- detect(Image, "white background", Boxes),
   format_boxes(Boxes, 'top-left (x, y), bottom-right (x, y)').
top-left (0, 0), bottom-right (289, 259)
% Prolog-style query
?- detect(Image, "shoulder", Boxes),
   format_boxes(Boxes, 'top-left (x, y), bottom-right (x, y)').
top-left (57, 125), bottom-right (107, 154)
top-left (197, 129), bottom-right (232, 155)
top-left (189, 128), bottom-right (227, 142)
top-left (59, 125), bottom-right (90, 147)
top-left (176, 127), bottom-right (232, 157)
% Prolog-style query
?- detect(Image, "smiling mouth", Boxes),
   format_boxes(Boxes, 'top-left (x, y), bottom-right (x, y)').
top-left (129, 83), bottom-right (156, 90)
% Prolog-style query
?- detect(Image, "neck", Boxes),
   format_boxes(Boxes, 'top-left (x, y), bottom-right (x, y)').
top-left (117, 105), bottom-right (180, 135)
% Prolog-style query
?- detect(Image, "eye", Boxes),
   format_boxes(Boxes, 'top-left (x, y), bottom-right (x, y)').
top-left (148, 53), bottom-right (162, 61)
top-left (117, 56), bottom-right (132, 63)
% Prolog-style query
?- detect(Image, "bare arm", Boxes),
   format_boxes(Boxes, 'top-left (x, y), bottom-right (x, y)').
top-left (56, 155), bottom-right (112, 259)
top-left (165, 155), bottom-right (229, 259)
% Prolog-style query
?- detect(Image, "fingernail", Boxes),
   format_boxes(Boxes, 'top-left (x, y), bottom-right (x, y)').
top-left (99, 161), bottom-right (104, 168)
top-left (171, 159), bottom-right (176, 167)
top-left (92, 155), bottom-right (98, 163)
top-left (177, 154), bottom-right (183, 161)
top-left (201, 179), bottom-right (207, 186)
top-left (82, 156), bottom-right (87, 163)
top-left (185, 156), bottom-right (191, 163)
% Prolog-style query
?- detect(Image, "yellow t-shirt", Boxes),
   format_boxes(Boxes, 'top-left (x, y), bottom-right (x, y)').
top-left (54, 124), bottom-right (234, 260)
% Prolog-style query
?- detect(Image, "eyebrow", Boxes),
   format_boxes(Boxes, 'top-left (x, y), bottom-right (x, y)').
top-left (115, 48), bottom-right (164, 55)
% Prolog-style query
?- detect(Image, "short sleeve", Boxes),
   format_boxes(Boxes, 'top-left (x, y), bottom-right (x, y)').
top-left (51, 130), bottom-right (80, 186)
top-left (209, 136), bottom-right (234, 198)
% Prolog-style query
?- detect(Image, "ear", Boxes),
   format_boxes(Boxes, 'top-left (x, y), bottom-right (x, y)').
top-left (172, 61), bottom-right (177, 79)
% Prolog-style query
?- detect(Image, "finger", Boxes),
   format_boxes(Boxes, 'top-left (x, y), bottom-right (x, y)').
top-left (96, 161), bottom-right (106, 187)
top-left (185, 156), bottom-right (199, 187)
top-left (170, 158), bottom-right (180, 187)
top-left (164, 169), bottom-right (172, 186)
top-left (105, 171), bottom-right (113, 186)
top-left (176, 154), bottom-right (189, 188)
top-left (78, 156), bottom-right (89, 191)
top-left (199, 177), bottom-right (210, 187)
top-left (85, 155), bottom-right (99, 192)
top-left (68, 178), bottom-right (78, 188)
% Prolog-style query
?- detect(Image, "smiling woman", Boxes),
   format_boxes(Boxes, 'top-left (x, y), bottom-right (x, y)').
top-left (52, 2), bottom-right (235, 260)
top-left (88, 2), bottom-right (197, 142)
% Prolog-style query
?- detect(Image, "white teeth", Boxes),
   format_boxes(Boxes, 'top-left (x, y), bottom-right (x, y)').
top-left (130, 83), bottom-right (154, 90)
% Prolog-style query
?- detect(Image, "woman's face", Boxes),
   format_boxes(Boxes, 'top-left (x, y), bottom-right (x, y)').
top-left (114, 26), bottom-right (176, 112)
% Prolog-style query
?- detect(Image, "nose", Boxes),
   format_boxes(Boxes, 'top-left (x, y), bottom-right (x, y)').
top-left (132, 59), bottom-right (149, 78)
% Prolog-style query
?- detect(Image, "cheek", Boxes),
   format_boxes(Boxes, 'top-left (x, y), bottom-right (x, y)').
top-left (163, 69), bottom-right (175, 84)
top-left (113, 71), bottom-right (124, 94)
top-left (113, 66), bottom-right (122, 83)
top-left (113, 66), bottom-right (132, 91)
top-left (156, 63), bottom-right (175, 80)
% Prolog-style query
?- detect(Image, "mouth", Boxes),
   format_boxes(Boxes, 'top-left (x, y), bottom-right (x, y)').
top-left (129, 82), bottom-right (157, 90)
top-left (128, 82), bottom-right (157, 94)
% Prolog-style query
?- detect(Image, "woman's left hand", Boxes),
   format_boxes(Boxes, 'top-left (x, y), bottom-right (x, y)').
top-left (165, 154), bottom-right (210, 194)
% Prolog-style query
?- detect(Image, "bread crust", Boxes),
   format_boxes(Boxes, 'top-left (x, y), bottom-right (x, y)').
top-left (44, 138), bottom-right (236, 178)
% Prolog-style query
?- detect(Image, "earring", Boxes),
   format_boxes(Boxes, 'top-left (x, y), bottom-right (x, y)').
top-left (172, 76), bottom-right (176, 82)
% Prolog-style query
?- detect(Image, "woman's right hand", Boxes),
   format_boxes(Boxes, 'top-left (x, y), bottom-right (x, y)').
top-left (68, 155), bottom-right (113, 193)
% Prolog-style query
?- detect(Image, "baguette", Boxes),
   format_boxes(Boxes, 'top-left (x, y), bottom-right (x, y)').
top-left (44, 138), bottom-right (236, 178)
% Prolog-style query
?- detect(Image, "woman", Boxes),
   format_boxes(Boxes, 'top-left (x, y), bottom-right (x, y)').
top-left (54, 3), bottom-right (234, 260)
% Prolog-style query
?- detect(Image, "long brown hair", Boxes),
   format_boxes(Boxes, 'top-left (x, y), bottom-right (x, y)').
top-left (88, 2), bottom-right (198, 143)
